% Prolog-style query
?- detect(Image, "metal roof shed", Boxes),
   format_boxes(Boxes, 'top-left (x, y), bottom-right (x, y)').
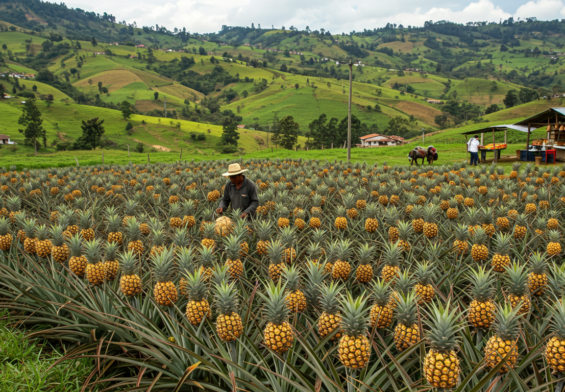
top-left (513, 107), bottom-right (565, 150)
top-left (461, 125), bottom-right (530, 163)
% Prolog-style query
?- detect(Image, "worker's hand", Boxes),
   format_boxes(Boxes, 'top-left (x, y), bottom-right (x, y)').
top-left (240, 212), bottom-right (247, 219)
top-left (216, 207), bottom-right (223, 214)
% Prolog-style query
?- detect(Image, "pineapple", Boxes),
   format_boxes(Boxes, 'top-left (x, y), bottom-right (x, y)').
top-left (467, 267), bottom-right (496, 329)
top-left (306, 239), bottom-right (324, 264)
top-left (510, 162), bottom-right (521, 179)
top-left (68, 234), bottom-right (87, 277)
top-left (491, 232), bottom-right (512, 272)
top-left (181, 200), bottom-right (197, 229)
top-left (119, 250), bottom-right (142, 297)
top-left (364, 202), bottom-right (379, 233)
top-left (414, 262), bottom-right (435, 305)
top-left (201, 222), bottom-right (216, 249)
top-left (50, 225), bottom-right (69, 263)
top-left (22, 218), bottom-right (36, 254)
top-left (527, 252), bottom-right (548, 297)
top-left (545, 299), bottom-right (565, 374)
top-left (215, 282), bottom-right (243, 342)
top-left (267, 240), bottom-right (285, 282)
top-left (280, 226), bottom-right (296, 263)
top-left (169, 203), bottom-right (183, 228)
top-left (178, 247), bottom-right (196, 296)
top-left (411, 205), bottom-right (424, 233)
top-left (485, 304), bottom-right (521, 373)
top-left (283, 265), bottom-right (307, 313)
top-left (547, 230), bottom-right (562, 257)
top-left (85, 239), bottom-right (105, 286)
top-left (126, 218), bottom-right (144, 256)
top-left (303, 260), bottom-right (327, 311)
top-left (343, 193), bottom-right (357, 219)
top-left (394, 292), bottom-right (420, 352)
top-left (255, 220), bottom-right (272, 256)
top-left (381, 242), bottom-right (402, 283)
top-left (423, 302), bottom-right (461, 391)
top-left (338, 293), bottom-right (371, 369)
top-left (470, 227), bottom-right (488, 262)
top-left (446, 198), bottom-right (459, 220)
top-left (481, 207), bottom-right (495, 237)
top-left (453, 224), bottom-right (469, 255)
top-left (104, 242), bottom-right (119, 281)
top-left (513, 213), bottom-right (528, 239)
top-left (422, 205), bottom-right (439, 239)
top-left (370, 279), bottom-right (394, 329)
top-left (35, 225), bottom-right (52, 259)
top-left (505, 262), bottom-right (531, 315)
top-left (261, 281), bottom-right (293, 354)
top-left (547, 211), bottom-right (559, 231)
top-left (106, 214), bottom-right (123, 244)
top-left (224, 234), bottom-right (244, 280)
top-left (317, 282), bottom-right (343, 340)
top-left (309, 207), bottom-right (322, 229)
top-left (524, 194), bottom-right (537, 214)
top-left (332, 239), bottom-right (352, 280)
top-left (78, 211), bottom-right (95, 241)
top-left (355, 243), bottom-right (375, 283)
top-left (397, 221), bottom-right (412, 252)
top-left (6, 195), bottom-right (21, 222)
top-left (199, 245), bottom-right (216, 281)
top-left (152, 248), bottom-right (178, 307)
top-left (385, 207), bottom-right (400, 242)
top-left (185, 269), bottom-right (211, 325)
top-left (334, 205), bottom-right (348, 230)
top-left (0, 217), bottom-right (12, 251)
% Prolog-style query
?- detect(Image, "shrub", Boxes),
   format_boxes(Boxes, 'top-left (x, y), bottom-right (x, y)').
top-left (221, 145), bottom-right (238, 154)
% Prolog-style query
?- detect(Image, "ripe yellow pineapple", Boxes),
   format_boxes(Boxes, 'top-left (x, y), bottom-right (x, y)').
top-left (283, 265), bottom-right (307, 313)
top-left (0, 217), bottom-right (12, 251)
top-left (224, 234), bottom-right (244, 280)
top-left (215, 282), bottom-right (243, 342)
top-left (185, 269), bottom-right (211, 325)
top-left (411, 205), bottom-right (425, 234)
top-left (396, 221), bottom-right (412, 252)
top-left (394, 292), bottom-right (420, 352)
top-left (332, 239), bottom-right (352, 280)
top-left (22, 218), bottom-right (37, 254)
top-left (201, 222), bottom-right (216, 249)
top-left (168, 203), bottom-right (183, 229)
top-left (470, 227), bottom-right (489, 262)
top-left (78, 211), bottom-right (95, 241)
top-left (485, 304), bottom-right (521, 373)
top-left (267, 240), bottom-right (285, 282)
top-left (384, 207), bottom-right (401, 242)
top-left (255, 220), bottom-right (272, 256)
top-left (106, 214), bottom-right (123, 244)
top-left (423, 302), bottom-right (461, 390)
top-left (414, 262), bottom-right (435, 305)
top-left (491, 232), bottom-right (512, 272)
top-left (481, 207), bottom-right (496, 237)
top-left (467, 267), bottom-right (496, 329)
top-left (152, 248), bottom-right (178, 307)
top-left (370, 279), bottom-right (394, 329)
top-left (85, 239), bottom-right (105, 286)
top-left (512, 213), bottom-right (528, 239)
top-left (334, 206), bottom-right (348, 230)
top-left (317, 282), bottom-right (343, 340)
top-left (381, 242), bottom-right (402, 283)
top-left (50, 225), bottom-right (69, 263)
top-left (527, 252), bottom-right (548, 297)
top-left (505, 262), bottom-right (531, 315)
top-left (338, 293), bottom-right (371, 369)
top-left (446, 198), bottom-right (459, 219)
top-left (261, 281), bottom-right (294, 354)
top-left (68, 234), bottom-right (87, 277)
top-left (355, 243), bottom-right (375, 283)
top-left (547, 230), bottom-right (562, 257)
top-left (125, 218), bottom-right (144, 256)
top-left (453, 224), bottom-right (469, 255)
top-left (364, 202), bottom-right (379, 233)
top-left (119, 250), bottom-right (142, 297)
top-left (422, 205), bottom-right (439, 239)
top-left (545, 299), bottom-right (565, 374)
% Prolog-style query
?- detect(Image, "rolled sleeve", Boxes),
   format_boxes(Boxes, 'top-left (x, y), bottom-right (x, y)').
top-left (218, 182), bottom-right (231, 210)
top-left (244, 183), bottom-right (259, 214)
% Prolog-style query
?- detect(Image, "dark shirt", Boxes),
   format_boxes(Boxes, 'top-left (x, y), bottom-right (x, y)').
top-left (218, 176), bottom-right (259, 215)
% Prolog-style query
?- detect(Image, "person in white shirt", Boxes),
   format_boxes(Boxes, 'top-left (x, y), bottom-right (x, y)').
top-left (467, 135), bottom-right (480, 166)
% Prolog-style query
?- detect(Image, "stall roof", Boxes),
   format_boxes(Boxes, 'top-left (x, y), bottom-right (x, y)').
top-left (460, 124), bottom-right (531, 136)
top-left (513, 108), bottom-right (565, 127)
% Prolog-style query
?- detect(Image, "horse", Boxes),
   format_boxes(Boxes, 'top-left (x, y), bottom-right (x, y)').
top-left (409, 146), bottom-right (438, 166)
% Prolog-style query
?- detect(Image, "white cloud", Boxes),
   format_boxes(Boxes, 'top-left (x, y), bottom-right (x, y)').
top-left (64, 0), bottom-right (564, 33)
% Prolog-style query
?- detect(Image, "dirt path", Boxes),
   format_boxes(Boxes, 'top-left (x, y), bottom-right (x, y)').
top-left (132, 139), bottom-right (171, 152)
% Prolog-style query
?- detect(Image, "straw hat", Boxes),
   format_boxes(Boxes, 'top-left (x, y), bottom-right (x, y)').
top-left (222, 163), bottom-right (247, 177)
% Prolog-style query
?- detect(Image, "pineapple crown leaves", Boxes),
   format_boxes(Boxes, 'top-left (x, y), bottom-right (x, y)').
top-left (104, 241), bottom-right (119, 260)
top-left (151, 247), bottom-right (175, 283)
top-left (22, 218), bottom-right (37, 237)
top-left (169, 203), bottom-right (182, 219)
top-left (259, 281), bottom-right (290, 325)
top-left (413, 261), bottom-right (435, 286)
top-left (151, 229), bottom-right (166, 247)
top-left (337, 238), bottom-right (353, 261)
top-left (548, 230), bottom-right (561, 243)
top-left (282, 265), bottom-right (301, 292)
top-left (49, 225), bottom-right (65, 246)
top-left (201, 222), bottom-right (216, 239)
top-left (422, 204), bottom-right (439, 222)
top-left (356, 243), bottom-right (375, 266)
top-left (223, 234), bottom-right (243, 260)
top-left (106, 214), bottom-right (121, 232)
top-left (395, 291), bottom-right (419, 327)
top-left (310, 229), bottom-right (327, 244)
top-left (0, 217), bottom-right (10, 236)
top-left (303, 261), bottom-right (328, 308)
top-left (6, 195), bottom-right (21, 211)
top-left (504, 262), bottom-right (529, 297)
top-left (549, 264), bottom-right (565, 298)
top-left (319, 281), bottom-right (343, 314)
top-left (493, 232), bottom-right (512, 254)
top-left (341, 193), bottom-right (356, 209)
top-left (529, 252), bottom-right (547, 275)
top-left (185, 268), bottom-right (209, 302)
top-left (211, 264), bottom-right (230, 287)
top-left (454, 223), bottom-right (469, 241)
top-left (214, 281), bottom-right (240, 316)
top-left (84, 239), bottom-right (101, 264)
top-left (423, 301), bottom-right (463, 353)
top-left (172, 227), bottom-right (189, 248)
top-left (384, 206), bottom-right (400, 226)
top-left (339, 292), bottom-right (370, 337)
top-left (78, 210), bottom-right (92, 230)
top-left (549, 298), bottom-right (565, 340)
top-left (493, 303), bottom-right (522, 342)
top-left (266, 239), bottom-right (285, 265)
top-left (306, 241), bottom-right (323, 259)
top-left (471, 227), bottom-right (488, 245)
top-left (255, 220), bottom-right (273, 241)
top-left (199, 245), bottom-right (216, 268)
top-left (382, 241), bottom-right (403, 268)
top-left (67, 234), bottom-right (83, 257)
top-left (467, 266), bottom-right (496, 302)
top-left (395, 270), bottom-right (415, 296)
top-left (397, 221), bottom-right (413, 241)
top-left (177, 247), bottom-right (196, 273)
top-left (125, 218), bottom-right (142, 241)
top-left (371, 279), bottom-right (391, 306)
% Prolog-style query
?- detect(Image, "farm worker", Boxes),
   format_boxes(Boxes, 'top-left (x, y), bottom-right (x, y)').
top-left (216, 163), bottom-right (259, 219)
top-left (467, 135), bottom-right (480, 166)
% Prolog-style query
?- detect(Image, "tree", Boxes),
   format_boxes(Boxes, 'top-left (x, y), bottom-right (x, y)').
top-left (295, 84), bottom-right (299, 89)
top-left (77, 117), bottom-right (105, 150)
top-left (1, 44), bottom-right (6, 51)
top-left (18, 99), bottom-right (45, 155)
top-left (135, 142), bottom-right (144, 153)
top-left (485, 104), bottom-right (501, 115)
top-left (120, 101), bottom-right (133, 119)
top-left (32, 85), bottom-right (37, 92)
top-left (69, 68), bottom-right (77, 77)
top-left (154, 91), bottom-right (159, 100)
top-left (221, 119), bottom-right (239, 146)
top-left (279, 116), bottom-right (299, 149)
top-left (519, 88), bottom-right (540, 104)
top-left (97, 81), bottom-right (103, 92)
top-left (500, 44), bottom-right (508, 52)
top-left (91, 37), bottom-right (98, 47)
top-left (434, 114), bottom-right (448, 128)
top-left (126, 122), bottom-right (133, 134)
top-left (198, 46), bottom-right (206, 55)
top-left (280, 64), bottom-right (288, 72)
top-left (0, 84), bottom-right (5, 100)
top-left (44, 94), bottom-right (54, 107)
top-left (88, 79), bottom-right (93, 86)
top-left (503, 90), bottom-right (520, 108)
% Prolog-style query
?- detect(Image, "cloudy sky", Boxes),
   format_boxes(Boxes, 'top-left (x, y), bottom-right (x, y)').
top-left (68, 0), bottom-right (565, 34)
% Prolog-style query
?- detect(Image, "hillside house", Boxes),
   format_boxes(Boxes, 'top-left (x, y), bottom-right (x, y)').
top-left (135, 44), bottom-right (145, 48)
top-left (358, 134), bottom-right (405, 147)
top-left (427, 99), bottom-right (443, 104)
top-left (0, 135), bottom-right (16, 145)
top-left (237, 125), bottom-right (246, 129)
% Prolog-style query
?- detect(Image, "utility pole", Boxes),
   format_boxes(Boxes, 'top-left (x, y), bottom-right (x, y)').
top-left (421, 128), bottom-right (426, 144)
top-left (347, 59), bottom-right (352, 162)
top-left (164, 95), bottom-right (167, 118)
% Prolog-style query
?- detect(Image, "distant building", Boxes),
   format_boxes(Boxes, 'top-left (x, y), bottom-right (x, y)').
top-left (135, 44), bottom-right (145, 48)
top-left (0, 135), bottom-right (16, 145)
top-left (358, 134), bottom-right (405, 147)
top-left (427, 99), bottom-right (443, 104)
top-left (237, 125), bottom-right (246, 129)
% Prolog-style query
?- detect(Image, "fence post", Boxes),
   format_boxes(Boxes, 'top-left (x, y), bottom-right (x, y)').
top-left (102, 152), bottom-right (104, 164)
top-left (128, 144), bottom-right (131, 158)
top-left (147, 154), bottom-right (150, 164)
top-left (180, 148), bottom-right (182, 160)
top-left (74, 157), bottom-right (79, 167)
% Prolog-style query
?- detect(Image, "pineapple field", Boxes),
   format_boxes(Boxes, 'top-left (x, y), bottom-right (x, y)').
top-left (1, 158), bottom-right (565, 391)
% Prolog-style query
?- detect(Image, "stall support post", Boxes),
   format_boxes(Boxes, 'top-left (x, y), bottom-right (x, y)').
top-left (480, 133), bottom-right (484, 146)
top-left (493, 129), bottom-right (497, 164)
top-left (465, 135), bottom-right (469, 163)
top-left (526, 123), bottom-right (531, 151)
top-left (504, 130), bottom-right (507, 144)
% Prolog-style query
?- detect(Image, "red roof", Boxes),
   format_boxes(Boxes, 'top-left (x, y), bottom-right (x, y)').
top-left (0, 135), bottom-right (10, 139)
top-left (359, 133), bottom-right (380, 140)
top-left (237, 125), bottom-right (245, 128)
top-left (388, 135), bottom-right (405, 141)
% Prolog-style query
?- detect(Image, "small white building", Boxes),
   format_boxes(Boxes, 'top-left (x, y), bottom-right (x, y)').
top-left (0, 135), bottom-right (16, 145)
top-left (359, 134), bottom-right (405, 147)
